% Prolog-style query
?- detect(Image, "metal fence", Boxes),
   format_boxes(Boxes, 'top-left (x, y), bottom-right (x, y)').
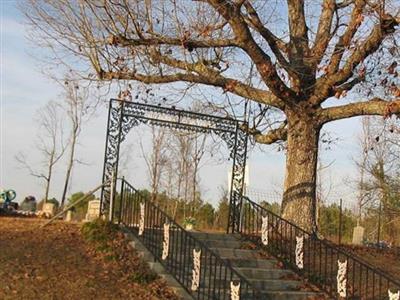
top-left (117, 178), bottom-right (261, 300)
top-left (237, 193), bottom-right (400, 299)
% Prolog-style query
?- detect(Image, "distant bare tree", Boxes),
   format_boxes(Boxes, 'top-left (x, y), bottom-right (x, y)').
top-left (16, 101), bottom-right (66, 202)
top-left (141, 126), bottom-right (169, 203)
top-left (191, 134), bottom-right (207, 209)
top-left (59, 80), bottom-right (92, 207)
top-left (119, 143), bottom-right (135, 178)
top-left (356, 116), bottom-right (400, 244)
top-left (355, 118), bottom-right (373, 221)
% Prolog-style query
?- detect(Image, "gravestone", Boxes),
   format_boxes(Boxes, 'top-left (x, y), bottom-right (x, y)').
top-left (65, 210), bottom-right (73, 222)
top-left (42, 203), bottom-right (56, 217)
top-left (352, 225), bottom-right (365, 245)
top-left (85, 199), bottom-right (100, 221)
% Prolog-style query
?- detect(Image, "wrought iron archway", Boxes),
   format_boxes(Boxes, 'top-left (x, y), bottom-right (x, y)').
top-left (101, 99), bottom-right (248, 233)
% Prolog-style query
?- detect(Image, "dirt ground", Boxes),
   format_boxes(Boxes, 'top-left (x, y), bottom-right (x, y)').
top-left (0, 217), bottom-right (177, 300)
top-left (343, 244), bottom-right (400, 280)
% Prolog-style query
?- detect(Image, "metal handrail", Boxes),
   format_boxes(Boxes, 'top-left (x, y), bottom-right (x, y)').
top-left (238, 192), bottom-right (400, 299)
top-left (117, 179), bottom-right (262, 300)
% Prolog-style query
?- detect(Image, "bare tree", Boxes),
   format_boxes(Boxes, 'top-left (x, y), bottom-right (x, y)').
top-left (24, 0), bottom-right (400, 231)
top-left (119, 143), bottom-right (135, 178)
top-left (140, 126), bottom-right (169, 203)
top-left (59, 80), bottom-right (91, 207)
top-left (356, 116), bottom-right (400, 244)
top-left (16, 101), bottom-right (66, 202)
top-left (355, 118), bottom-right (373, 221)
top-left (191, 134), bottom-right (207, 209)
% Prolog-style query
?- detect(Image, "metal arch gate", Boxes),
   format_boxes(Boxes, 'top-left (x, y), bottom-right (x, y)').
top-left (100, 99), bottom-right (248, 233)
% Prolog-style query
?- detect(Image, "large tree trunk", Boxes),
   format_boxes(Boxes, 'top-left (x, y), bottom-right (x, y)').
top-left (281, 111), bottom-right (321, 233)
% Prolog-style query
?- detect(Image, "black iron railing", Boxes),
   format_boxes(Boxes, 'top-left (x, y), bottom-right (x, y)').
top-left (117, 179), bottom-right (261, 300)
top-left (237, 193), bottom-right (400, 299)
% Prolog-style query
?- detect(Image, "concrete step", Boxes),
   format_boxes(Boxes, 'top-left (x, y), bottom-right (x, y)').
top-left (235, 267), bottom-right (297, 280)
top-left (202, 239), bottom-right (242, 249)
top-left (250, 290), bottom-right (324, 300)
top-left (127, 229), bottom-right (243, 251)
top-left (193, 289), bottom-right (323, 300)
top-left (177, 274), bottom-right (302, 292)
top-left (145, 255), bottom-right (310, 295)
top-left (228, 258), bottom-right (279, 269)
top-left (154, 254), bottom-right (279, 274)
top-left (189, 232), bottom-right (241, 241)
top-left (247, 279), bottom-right (301, 291)
top-left (210, 247), bottom-right (263, 259)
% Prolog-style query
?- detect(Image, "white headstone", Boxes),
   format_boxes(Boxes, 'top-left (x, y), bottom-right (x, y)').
top-left (352, 225), bottom-right (365, 245)
top-left (42, 203), bottom-right (56, 217)
top-left (65, 210), bottom-right (73, 222)
top-left (85, 200), bottom-right (101, 221)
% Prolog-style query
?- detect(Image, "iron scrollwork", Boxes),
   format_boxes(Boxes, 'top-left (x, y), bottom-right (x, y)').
top-left (101, 99), bottom-right (248, 233)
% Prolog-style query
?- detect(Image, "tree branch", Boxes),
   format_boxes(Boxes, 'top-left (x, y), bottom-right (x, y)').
top-left (326, 0), bottom-right (367, 75)
top-left (241, 122), bottom-right (288, 144)
top-left (318, 98), bottom-right (400, 124)
top-left (107, 34), bottom-right (238, 49)
top-left (99, 67), bottom-right (284, 109)
top-left (206, 0), bottom-right (298, 102)
top-left (242, 1), bottom-right (289, 56)
top-left (148, 49), bottom-right (285, 108)
top-left (313, 13), bottom-right (398, 105)
top-left (15, 153), bottom-right (49, 181)
top-left (311, 0), bottom-right (336, 67)
top-left (241, 2), bottom-right (302, 85)
top-left (287, 0), bottom-right (309, 53)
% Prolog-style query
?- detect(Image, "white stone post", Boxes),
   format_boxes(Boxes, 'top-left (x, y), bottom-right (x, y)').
top-left (261, 215), bottom-right (268, 246)
top-left (388, 289), bottom-right (400, 300)
top-left (109, 170), bottom-right (115, 222)
top-left (138, 203), bottom-right (145, 236)
top-left (295, 236), bottom-right (304, 269)
top-left (337, 260), bottom-right (347, 298)
top-left (162, 223), bottom-right (170, 260)
top-left (191, 249), bottom-right (201, 291)
top-left (230, 281), bottom-right (240, 300)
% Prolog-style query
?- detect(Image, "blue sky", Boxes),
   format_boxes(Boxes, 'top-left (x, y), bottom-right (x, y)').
top-left (1, 1), bottom-right (363, 208)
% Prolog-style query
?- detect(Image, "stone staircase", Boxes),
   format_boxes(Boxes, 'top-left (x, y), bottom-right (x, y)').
top-left (127, 227), bottom-right (326, 299)
top-left (190, 232), bottom-right (325, 300)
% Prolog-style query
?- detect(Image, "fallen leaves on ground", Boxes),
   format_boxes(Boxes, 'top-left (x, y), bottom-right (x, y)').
top-left (0, 217), bottom-right (179, 300)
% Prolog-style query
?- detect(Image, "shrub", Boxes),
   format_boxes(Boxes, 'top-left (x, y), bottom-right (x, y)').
top-left (81, 219), bottom-right (158, 284)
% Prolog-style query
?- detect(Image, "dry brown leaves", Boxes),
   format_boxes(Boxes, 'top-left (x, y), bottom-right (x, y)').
top-left (0, 217), bottom-right (180, 300)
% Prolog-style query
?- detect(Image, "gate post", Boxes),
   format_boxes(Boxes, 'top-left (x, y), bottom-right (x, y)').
top-left (226, 125), bottom-right (248, 234)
